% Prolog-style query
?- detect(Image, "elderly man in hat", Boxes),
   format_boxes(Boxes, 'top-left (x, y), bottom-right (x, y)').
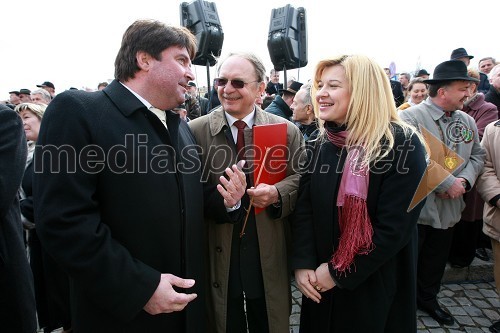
top-left (450, 48), bottom-right (490, 94)
top-left (36, 81), bottom-right (56, 98)
top-left (450, 47), bottom-right (474, 66)
top-left (400, 60), bottom-right (485, 327)
top-left (265, 80), bottom-right (303, 120)
top-left (8, 90), bottom-right (21, 106)
top-left (18, 89), bottom-right (32, 103)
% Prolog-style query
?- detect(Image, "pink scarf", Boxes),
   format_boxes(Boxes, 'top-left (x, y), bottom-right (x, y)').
top-left (326, 128), bottom-right (374, 274)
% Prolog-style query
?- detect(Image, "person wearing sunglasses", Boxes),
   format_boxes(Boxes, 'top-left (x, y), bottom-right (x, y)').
top-left (189, 52), bottom-right (304, 333)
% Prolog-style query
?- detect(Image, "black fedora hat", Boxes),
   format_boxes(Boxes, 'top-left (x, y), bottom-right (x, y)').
top-left (424, 60), bottom-right (480, 84)
top-left (279, 80), bottom-right (303, 95)
top-left (450, 47), bottom-right (474, 60)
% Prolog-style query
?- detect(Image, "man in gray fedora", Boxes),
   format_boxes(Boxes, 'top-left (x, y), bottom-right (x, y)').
top-left (400, 60), bottom-right (485, 327)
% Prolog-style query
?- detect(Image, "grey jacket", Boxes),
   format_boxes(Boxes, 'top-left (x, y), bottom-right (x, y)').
top-left (400, 98), bottom-right (485, 229)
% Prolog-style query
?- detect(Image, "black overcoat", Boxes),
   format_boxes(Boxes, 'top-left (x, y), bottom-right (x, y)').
top-left (33, 80), bottom-right (207, 332)
top-left (291, 126), bottom-right (426, 333)
top-left (0, 106), bottom-right (37, 332)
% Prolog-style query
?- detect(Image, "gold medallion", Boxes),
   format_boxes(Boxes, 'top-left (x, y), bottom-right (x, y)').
top-left (444, 156), bottom-right (457, 170)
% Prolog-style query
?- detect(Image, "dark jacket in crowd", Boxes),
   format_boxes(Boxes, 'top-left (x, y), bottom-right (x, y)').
top-left (265, 81), bottom-right (283, 96)
top-left (0, 106), bottom-right (37, 333)
top-left (205, 86), bottom-right (221, 113)
top-left (298, 121), bottom-right (319, 142)
top-left (390, 80), bottom-right (405, 107)
top-left (198, 96), bottom-right (210, 116)
top-left (22, 159), bottom-right (72, 331)
top-left (486, 85), bottom-right (500, 114)
top-left (265, 95), bottom-right (292, 120)
top-left (478, 72), bottom-right (491, 94)
top-left (33, 80), bottom-right (213, 332)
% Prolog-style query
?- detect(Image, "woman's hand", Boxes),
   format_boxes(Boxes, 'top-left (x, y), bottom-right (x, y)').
top-left (314, 263), bottom-right (336, 292)
top-left (295, 269), bottom-right (322, 303)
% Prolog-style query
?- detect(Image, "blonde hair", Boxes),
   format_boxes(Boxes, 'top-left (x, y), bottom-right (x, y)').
top-left (467, 67), bottom-right (480, 94)
top-left (312, 54), bottom-right (419, 167)
top-left (14, 102), bottom-right (47, 119)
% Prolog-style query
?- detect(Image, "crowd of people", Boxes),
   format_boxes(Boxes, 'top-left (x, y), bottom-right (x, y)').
top-left (2, 19), bottom-right (500, 333)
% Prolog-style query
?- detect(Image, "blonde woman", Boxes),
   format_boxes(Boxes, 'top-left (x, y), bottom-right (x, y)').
top-left (291, 55), bottom-right (427, 332)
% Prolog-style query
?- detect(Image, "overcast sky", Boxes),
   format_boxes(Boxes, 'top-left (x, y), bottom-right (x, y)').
top-left (1, 0), bottom-right (498, 99)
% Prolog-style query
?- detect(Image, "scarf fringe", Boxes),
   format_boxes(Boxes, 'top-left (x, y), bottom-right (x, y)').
top-left (331, 195), bottom-right (374, 274)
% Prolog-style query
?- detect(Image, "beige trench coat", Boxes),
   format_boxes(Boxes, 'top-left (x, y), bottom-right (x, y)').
top-left (189, 106), bottom-right (304, 333)
top-left (477, 121), bottom-right (500, 242)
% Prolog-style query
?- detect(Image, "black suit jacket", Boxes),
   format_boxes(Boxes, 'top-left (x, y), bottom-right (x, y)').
top-left (0, 106), bottom-right (37, 332)
top-left (265, 81), bottom-right (283, 96)
top-left (390, 80), bottom-right (405, 107)
top-left (291, 126), bottom-right (426, 332)
top-left (486, 85), bottom-right (500, 113)
top-left (33, 80), bottom-right (208, 332)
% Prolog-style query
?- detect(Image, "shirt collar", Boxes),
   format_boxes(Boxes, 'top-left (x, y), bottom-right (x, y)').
top-left (224, 107), bottom-right (256, 129)
top-left (120, 82), bottom-right (153, 110)
top-left (424, 97), bottom-right (453, 121)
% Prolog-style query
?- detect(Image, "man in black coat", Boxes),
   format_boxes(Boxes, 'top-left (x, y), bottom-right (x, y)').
top-left (384, 68), bottom-right (404, 107)
top-left (265, 80), bottom-right (303, 120)
top-left (0, 105), bottom-right (37, 333)
top-left (265, 68), bottom-right (283, 96)
top-left (33, 20), bottom-right (244, 333)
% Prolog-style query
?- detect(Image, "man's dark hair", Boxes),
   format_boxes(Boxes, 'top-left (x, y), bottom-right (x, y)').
top-left (428, 82), bottom-right (450, 97)
top-left (114, 20), bottom-right (197, 82)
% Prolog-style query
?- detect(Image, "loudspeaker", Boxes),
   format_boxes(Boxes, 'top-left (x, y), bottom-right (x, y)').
top-left (267, 5), bottom-right (307, 71)
top-left (180, 0), bottom-right (224, 66)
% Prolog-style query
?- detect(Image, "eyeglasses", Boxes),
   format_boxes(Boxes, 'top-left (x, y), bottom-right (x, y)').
top-left (213, 78), bottom-right (259, 89)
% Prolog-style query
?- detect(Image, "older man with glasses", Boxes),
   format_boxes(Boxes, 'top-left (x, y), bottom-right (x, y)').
top-left (189, 52), bottom-right (304, 333)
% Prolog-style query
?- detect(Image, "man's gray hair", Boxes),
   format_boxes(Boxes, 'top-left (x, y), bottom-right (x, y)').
top-left (217, 52), bottom-right (266, 82)
top-left (31, 88), bottom-right (52, 104)
top-left (490, 64), bottom-right (500, 79)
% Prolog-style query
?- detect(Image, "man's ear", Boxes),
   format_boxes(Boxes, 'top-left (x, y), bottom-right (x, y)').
top-left (257, 81), bottom-right (265, 97)
top-left (136, 51), bottom-right (152, 71)
top-left (305, 105), bottom-right (312, 115)
top-left (437, 86), bottom-right (447, 99)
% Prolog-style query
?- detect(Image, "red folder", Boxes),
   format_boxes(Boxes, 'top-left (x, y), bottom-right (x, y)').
top-left (252, 122), bottom-right (288, 214)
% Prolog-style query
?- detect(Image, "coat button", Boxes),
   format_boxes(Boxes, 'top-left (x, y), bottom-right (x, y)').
top-left (213, 282), bottom-right (220, 288)
top-left (216, 247), bottom-right (222, 253)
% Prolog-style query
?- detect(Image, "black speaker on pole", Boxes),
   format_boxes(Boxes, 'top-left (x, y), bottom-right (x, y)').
top-left (180, 0), bottom-right (224, 66)
top-left (267, 5), bottom-right (307, 71)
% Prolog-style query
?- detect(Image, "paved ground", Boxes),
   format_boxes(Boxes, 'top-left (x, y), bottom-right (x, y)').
top-left (290, 253), bottom-right (500, 333)
top-left (45, 253), bottom-right (500, 333)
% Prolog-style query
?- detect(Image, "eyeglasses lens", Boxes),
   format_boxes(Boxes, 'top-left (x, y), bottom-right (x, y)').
top-left (214, 78), bottom-right (245, 89)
